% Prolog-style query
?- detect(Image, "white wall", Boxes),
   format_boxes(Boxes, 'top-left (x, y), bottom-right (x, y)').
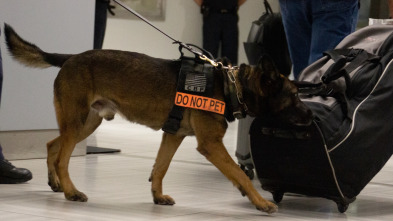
top-left (104, 0), bottom-right (279, 64)
top-left (0, 0), bottom-right (95, 131)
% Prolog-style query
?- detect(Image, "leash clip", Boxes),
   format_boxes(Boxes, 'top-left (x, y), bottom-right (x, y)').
top-left (198, 55), bottom-right (239, 71)
top-left (199, 55), bottom-right (220, 67)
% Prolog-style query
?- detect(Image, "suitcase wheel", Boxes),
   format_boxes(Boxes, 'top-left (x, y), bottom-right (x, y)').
top-left (337, 202), bottom-right (349, 213)
top-left (272, 191), bottom-right (284, 203)
top-left (239, 164), bottom-right (255, 180)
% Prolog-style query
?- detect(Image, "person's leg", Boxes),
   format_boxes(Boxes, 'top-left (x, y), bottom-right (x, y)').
top-left (203, 13), bottom-right (222, 59)
top-left (221, 14), bottom-right (239, 65)
top-left (0, 29), bottom-right (3, 107)
top-left (0, 30), bottom-right (33, 184)
top-left (309, 0), bottom-right (359, 64)
top-left (279, 0), bottom-right (313, 79)
top-left (94, 0), bottom-right (109, 49)
top-left (0, 144), bottom-right (4, 160)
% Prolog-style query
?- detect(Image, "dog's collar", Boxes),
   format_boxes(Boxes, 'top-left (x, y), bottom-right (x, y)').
top-left (223, 67), bottom-right (248, 119)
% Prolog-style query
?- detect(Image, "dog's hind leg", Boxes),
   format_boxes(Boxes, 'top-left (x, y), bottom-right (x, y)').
top-left (192, 114), bottom-right (278, 214)
top-left (47, 136), bottom-right (63, 192)
top-left (58, 111), bottom-right (103, 202)
top-left (48, 86), bottom-right (103, 201)
top-left (47, 110), bottom-right (103, 194)
top-left (55, 132), bottom-right (87, 201)
top-left (149, 132), bottom-right (185, 205)
top-left (47, 93), bottom-right (68, 193)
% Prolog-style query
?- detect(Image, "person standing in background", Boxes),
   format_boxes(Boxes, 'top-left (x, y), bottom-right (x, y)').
top-left (194, 0), bottom-right (246, 65)
top-left (0, 28), bottom-right (33, 184)
top-left (94, 0), bottom-right (114, 49)
top-left (279, 0), bottom-right (359, 79)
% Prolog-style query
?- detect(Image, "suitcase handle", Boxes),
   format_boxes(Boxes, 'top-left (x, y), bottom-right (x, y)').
top-left (321, 49), bottom-right (379, 95)
top-left (263, 0), bottom-right (273, 14)
top-left (261, 127), bottom-right (311, 140)
top-left (294, 81), bottom-right (333, 96)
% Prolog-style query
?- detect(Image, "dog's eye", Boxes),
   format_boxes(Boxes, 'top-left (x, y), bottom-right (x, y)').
top-left (291, 93), bottom-right (299, 100)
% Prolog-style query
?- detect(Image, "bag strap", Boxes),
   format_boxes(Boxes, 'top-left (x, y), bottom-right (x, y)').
top-left (321, 49), bottom-right (380, 94)
top-left (263, 0), bottom-right (273, 14)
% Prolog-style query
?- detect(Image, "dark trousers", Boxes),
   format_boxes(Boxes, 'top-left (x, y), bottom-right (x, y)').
top-left (0, 29), bottom-right (3, 106)
top-left (94, 0), bottom-right (109, 49)
top-left (0, 30), bottom-right (4, 159)
top-left (0, 145), bottom-right (3, 160)
top-left (279, 0), bottom-right (359, 79)
top-left (203, 13), bottom-right (239, 65)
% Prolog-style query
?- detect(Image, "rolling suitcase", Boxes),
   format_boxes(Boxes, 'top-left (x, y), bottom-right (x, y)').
top-left (250, 24), bottom-right (393, 212)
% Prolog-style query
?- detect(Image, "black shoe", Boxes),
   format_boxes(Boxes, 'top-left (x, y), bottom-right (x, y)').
top-left (0, 159), bottom-right (33, 184)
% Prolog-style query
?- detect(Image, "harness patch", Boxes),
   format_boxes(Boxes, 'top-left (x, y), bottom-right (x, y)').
top-left (175, 92), bottom-right (225, 115)
top-left (184, 73), bottom-right (207, 92)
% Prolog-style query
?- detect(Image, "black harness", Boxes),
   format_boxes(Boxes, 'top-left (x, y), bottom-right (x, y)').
top-left (162, 55), bottom-right (215, 134)
top-left (162, 45), bottom-right (248, 134)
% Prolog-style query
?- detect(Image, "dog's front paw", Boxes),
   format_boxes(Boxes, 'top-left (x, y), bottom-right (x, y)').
top-left (256, 200), bottom-right (278, 214)
top-left (65, 190), bottom-right (88, 202)
top-left (153, 195), bottom-right (175, 205)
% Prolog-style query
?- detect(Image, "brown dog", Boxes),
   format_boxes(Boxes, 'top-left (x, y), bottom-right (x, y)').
top-left (4, 24), bottom-right (312, 214)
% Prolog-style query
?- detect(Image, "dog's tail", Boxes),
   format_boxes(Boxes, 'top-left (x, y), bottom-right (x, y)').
top-left (4, 23), bottom-right (73, 68)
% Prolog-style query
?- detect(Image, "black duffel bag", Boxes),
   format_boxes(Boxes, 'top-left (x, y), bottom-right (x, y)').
top-left (250, 24), bottom-right (393, 213)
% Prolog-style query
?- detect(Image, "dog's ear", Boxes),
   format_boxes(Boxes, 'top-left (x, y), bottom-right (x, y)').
top-left (218, 57), bottom-right (232, 67)
top-left (257, 55), bottom-right (280, 83)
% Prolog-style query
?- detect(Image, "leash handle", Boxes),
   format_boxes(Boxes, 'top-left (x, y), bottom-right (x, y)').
top-left (180, 43), bottom-right (214, 60)
top-left (178, 42), bottom-right (224, 68)
top-left (177, 42), bottom-right (205, 58)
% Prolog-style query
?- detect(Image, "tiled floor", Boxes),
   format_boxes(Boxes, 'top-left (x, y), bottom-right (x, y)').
top-left (2, 117), bottom-right (393, 220)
